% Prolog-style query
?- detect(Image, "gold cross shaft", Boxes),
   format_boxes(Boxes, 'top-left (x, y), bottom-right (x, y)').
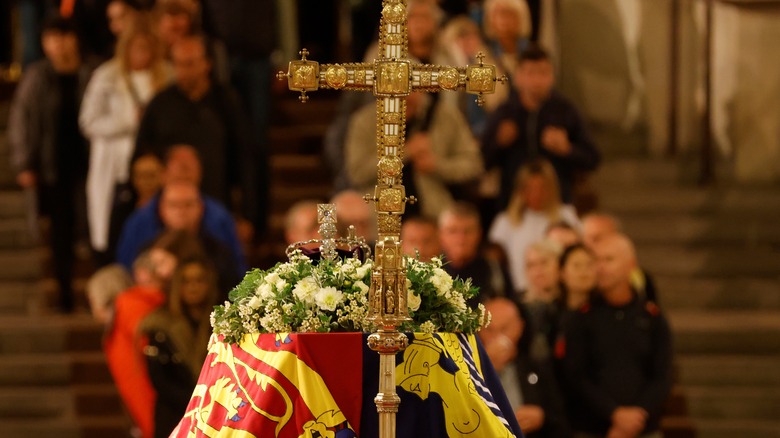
top-left (276, 2), bottom-right (504, 436)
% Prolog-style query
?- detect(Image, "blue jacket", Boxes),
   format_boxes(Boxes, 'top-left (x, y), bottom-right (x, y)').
top-left (116, 193), bottom-right (247, 275)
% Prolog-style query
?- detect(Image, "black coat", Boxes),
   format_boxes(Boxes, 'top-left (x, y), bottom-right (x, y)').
top-left (481, 90), bottom-right (600, 208)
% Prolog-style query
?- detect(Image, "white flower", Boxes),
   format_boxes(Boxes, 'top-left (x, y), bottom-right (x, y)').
top-left (431, 268), bottom-right (454, 296)
top-left (264, 272), bottom-right (287, 292)
top-left (314, 286), bottom-right (344, 311)
top-left (256, 283), bottom-right (274, 301)
top-left (293, 276), bottom-right (319, 304)
top-left (355, 263), bottom-right (371, 280)
top-left (407, 289), bottom-right (421, 312)
top-left (420, 320), bottom-right (437, 334)
top-left (354, 280), bottom-right (369, 295)
top-left (248, 296), bottom-right (263, 309)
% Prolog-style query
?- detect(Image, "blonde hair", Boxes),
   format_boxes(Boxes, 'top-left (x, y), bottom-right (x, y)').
top-left (116, 13), bottom-right (169, 92)
top-left (506, 159), bottom-right (562, 225)
top-left (483, 0), bottom-right (533, 40)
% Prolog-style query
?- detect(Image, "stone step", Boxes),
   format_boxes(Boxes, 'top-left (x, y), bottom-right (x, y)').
top-left (270, 153), bottom-right (332, 185)
top-left (0, 352), bottom-right (112, 386)
top-left (592, 158), bottom-right (684, 187)
top-left (597, 186), bottom-right (780, 216)
top-left (676, 355), bottom-right (780, 387)
top-left (619, 213), bottom-right (780, 246)
top-left (269, 92), bottom-right (339, 127)
top-left (0, 415), bottom-right (132, 438)
top-left (0, 315), bottom-right (103, 355)
top-left (0, 387), bottom-right (77, 419)
top-left (0, 281), bottom-right (47, 314)
top-left (270, 185), bottom-right (334, 217)
top-left (687, 419), bottom-right (780, 438)
top-left (0, 217), bottom-right (37, 248)
top-left (637, 244), bottom-right (780, 277)
top-left (669, 310), bottom-right (780, 355)
top-left (0, 190), bottom-right (27, 220)
top-left (684, 385), bottom-right (780, 421)
top-left (0, 248), bottom-right (43, 281)
top-left (269, 123), bottom-right (330, 155)
top-left (657, 276), bottom-right (780, 310)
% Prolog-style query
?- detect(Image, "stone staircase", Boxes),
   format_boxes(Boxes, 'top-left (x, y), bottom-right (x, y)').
top-left (0, 90), bottom-right (132, 436)
top-left (593, 158), bottom-right (780, 438)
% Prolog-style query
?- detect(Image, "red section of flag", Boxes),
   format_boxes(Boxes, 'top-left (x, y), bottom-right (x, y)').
top-left (173, 333), bottom-right (363, 437)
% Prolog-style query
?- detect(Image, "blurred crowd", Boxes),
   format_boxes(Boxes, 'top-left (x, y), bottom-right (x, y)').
top-left (5, 0), bottom-right (672, 437)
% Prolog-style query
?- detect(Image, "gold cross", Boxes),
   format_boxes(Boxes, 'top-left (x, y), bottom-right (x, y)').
top-left (276, 3), bottom-right (504, 435)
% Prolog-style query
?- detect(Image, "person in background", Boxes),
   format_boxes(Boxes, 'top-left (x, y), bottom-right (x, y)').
top-left (401, 216), bottom-right (442, 262)
top-left (284, 200), bottom-right (322, 246)
top-left (582, 212), bottom-right (658, 304)
top-left (135, 35), bottom-right (257, 238)
top-left (545, 221), bottom-right (581, 250)
top-left (521, 239), bottom-right (562, 362)
top-left (8, 17), bottom-right (97, 312)
top-left (483, 0), bottom-right (533, 74)
top-left (482, 45), bottom-right (600, 212)
top-left (346, 91), bottom-right (483, 220)
top-left (108, 152), bottom-right (165, 257)
top-left (140, 256), bottom-right (219, 437)
top-left (80, 15), bottom-right (170, 265)
top-left (562, 233), bottom-right (672, 438)
top-left (439, 202), bottom-right (514, 303)
top-left (558, 243), bottom-right (597, 313)
top-left (104, 229), bottom-right (196, 438)
top-left (85, 264), bottom-right (134, 326)
top-left (106, 0), bottom-right (142, 41)
top-left (488, 159), bottom-right (580, 291)
top-left (479, 297), bottom-right (571, 437)
top-left (331, 190), bottom-right (377, 244)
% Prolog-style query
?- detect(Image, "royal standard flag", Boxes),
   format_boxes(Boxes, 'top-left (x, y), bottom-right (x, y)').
top-left (171, 333), bottom-right (521, 437)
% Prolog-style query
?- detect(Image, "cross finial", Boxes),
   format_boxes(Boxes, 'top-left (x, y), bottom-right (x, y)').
top-left (299, 48), bottom-right (310, 61)
top-left (475, 51), bottom-right (486, 65)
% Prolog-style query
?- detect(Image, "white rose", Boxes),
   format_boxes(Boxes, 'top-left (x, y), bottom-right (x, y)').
top-left (293, 276), bottom-right (319, 304)
top-left (314, 286), bottom-right (344, 311)
top-left (256, 283), bottom-right (274, 301)
top-left (354, 280), bottom-right (369, 294)
top-left (407, 289), bottom-right (421, 312)
top-left (355, 264), bottom-right (371, 280)
top-left (248, 296), bottom-right (263, 309)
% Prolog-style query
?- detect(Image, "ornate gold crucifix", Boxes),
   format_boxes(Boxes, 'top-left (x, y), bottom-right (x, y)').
top-left (277, 2), bottom-right (504, 436)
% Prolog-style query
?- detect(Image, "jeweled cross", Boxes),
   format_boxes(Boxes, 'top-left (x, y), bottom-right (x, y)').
top-left (276, 2), bottom-right (504, 436)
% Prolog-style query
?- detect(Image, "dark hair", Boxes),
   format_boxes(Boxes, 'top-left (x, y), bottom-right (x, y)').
top-left (518, 44), bottom-right (551, 65)
top-left (42, 16), bottom-right (79, 36)
top-left (558, 243), bottom-right (593, 269)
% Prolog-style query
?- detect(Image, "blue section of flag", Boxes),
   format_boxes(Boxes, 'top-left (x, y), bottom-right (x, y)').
top-left (458, 333), bottom-right (515, 434)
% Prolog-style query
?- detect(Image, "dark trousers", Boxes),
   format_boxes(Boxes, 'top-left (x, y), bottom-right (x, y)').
top-left (39, 178), bottom-right (85, 311)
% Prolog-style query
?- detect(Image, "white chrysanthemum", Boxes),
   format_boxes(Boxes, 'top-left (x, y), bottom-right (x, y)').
top-left (407, 289), bottom-right (421, 312)
top-left (315, 286), bottom-right (344, 311)
top-left (431, 268), bottom-right (454, 296)
top-left (430, 256), bottom-right (443, 267)
top-left (293, 276), bottom-right (319, 304)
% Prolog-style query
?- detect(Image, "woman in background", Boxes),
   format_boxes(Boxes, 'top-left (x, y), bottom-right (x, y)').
top-left (140, 257), bottom-right (219, 438)
top-left (488, 159), bottom-right (580, 291)
top-left (80, 14), bottom-right (170, 264)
